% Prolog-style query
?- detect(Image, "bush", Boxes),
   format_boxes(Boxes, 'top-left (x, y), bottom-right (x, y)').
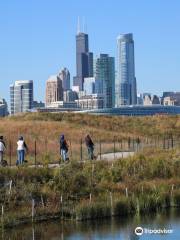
top-left (138, 194), bottom-right (163, 214)
top-left (113, 197), bottom-right (129, 216)
top-left (75, 201), bottom-right (111, 220)
top-left (173, 190), bottom-right (180, 206)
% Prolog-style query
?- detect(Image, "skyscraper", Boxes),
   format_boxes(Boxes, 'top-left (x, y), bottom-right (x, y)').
top-left (116, 33), bottom-right (137, 106)
top-left (45, 75), bottom-right (63, 107)
top-left (10, 80), bottom-right (33, 115)
top-left (94, 54), bottom-right (115, 108)
top-left (58, 67), bottom-right (70, 91)
top-left (0, 98), bottom-right (8, 116)
top-left (73, 30), bottom-right (93, 91)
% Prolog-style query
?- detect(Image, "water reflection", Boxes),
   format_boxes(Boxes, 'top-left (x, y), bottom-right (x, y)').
top-left (2, 209), bottom-right (180, 240)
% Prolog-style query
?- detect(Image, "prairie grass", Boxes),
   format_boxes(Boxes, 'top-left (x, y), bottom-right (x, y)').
top-left (0, 113), bottom-right (179, 164)
top-left (0, 113), bottom-right (180, 225)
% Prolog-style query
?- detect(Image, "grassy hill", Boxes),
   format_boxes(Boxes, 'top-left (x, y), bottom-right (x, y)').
top-left (1, 112), bottom-right (180, 141)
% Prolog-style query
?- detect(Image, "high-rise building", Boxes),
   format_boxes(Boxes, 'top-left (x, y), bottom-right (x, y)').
top-left (45, 75), bottom-right (63, 107)
top-left (0, 99), bottom-right (8, 116)
top-left (116, 33), bottom-right (137, 106)
top-left (58, 67), bottom-right (70, 91)
top-left (94, 54), bottom-right (115, 108)
top-left (73, 31), bottom-right (93, 91)
top-left (10, 80), bottom-right (33, 115)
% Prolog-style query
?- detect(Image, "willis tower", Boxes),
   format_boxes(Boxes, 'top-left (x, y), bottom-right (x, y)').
top-left (73, 21), bottom-right (93, 91)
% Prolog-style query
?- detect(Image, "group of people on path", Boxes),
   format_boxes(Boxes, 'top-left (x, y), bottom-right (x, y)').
top-left (0, 135), bottom-right (28, 166)
top-left (0, 134), bottom-right (95, 166)
top-left (60, 134), bottom-right (95, 162)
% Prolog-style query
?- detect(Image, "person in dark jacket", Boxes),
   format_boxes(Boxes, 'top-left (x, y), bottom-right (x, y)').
top-left (85, 134), bottom-right (94, 160)
top-left (60, 134), bottom-right (69, 162)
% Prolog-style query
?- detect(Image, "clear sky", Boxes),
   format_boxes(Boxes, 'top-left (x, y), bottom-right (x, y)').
top-left (0, 0), bottom-right (180, 102)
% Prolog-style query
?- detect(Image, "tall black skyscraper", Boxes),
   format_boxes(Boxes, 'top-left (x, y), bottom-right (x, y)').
top-left (73, 31), bottom-right (93, 91)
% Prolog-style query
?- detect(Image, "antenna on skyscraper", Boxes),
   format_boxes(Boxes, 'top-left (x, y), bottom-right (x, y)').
top-left (77, 16), bottom-right (81, 34)
top-left (82, 16), bottom-right (85, 33)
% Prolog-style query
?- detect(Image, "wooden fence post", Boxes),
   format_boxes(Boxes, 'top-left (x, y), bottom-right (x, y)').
top-left (163, 137), bottom-right (166, 149)
top-left (110, 191), bottom-right (113, 216)
top-left (70, 140), bottom-right (72, 158)
top-left (99, 140), bottom-right (102, 160)
top-left (128, 137), bottom-right (131, 150)
top-left (41, 195), bottom-right (45, 208)
top-left (45, 138), bottom-right (48, 154)
top-left (61, 195), bottom-right (63, 219)
top-left (171, 136), bottom-right (174, 149)
top-left (113, 136), bottom-right (116, 160)
top-left (80, 139), bottom-right (83, 162)
top-left (136, 199), bottom-right (140, 215)
top-left (9, 140), bottom-right (12, 166)
top-left (171, 184), bottom-right (174, 197)
top-left (89, 193), bottom-right (92, 203)
top-left (120, 139), bottom-right (122, 150)
top-left (171, 184), bottom-right (174, 207)
top-left (32, 199), bottom-right (35, 222)
top-left (9, 180), bottom-right (12, 195)
top-left (141, 186), bottom-right (144, 195)
top-left (34, 140), bottom-right (37, 167)
top-left (32, 227), bottom-right (35, 240)
top-left (1, 205), bottom-right (4, 223)
top-left (125, 188), bottom-right (128, 198)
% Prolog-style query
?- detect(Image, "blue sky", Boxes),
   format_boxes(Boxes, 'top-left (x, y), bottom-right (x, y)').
top-left (0, 0), bottom-right (180, 102)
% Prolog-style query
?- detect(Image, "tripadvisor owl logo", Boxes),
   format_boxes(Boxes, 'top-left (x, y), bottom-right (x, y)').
top-left (135, 227), bottom-right (144, 236)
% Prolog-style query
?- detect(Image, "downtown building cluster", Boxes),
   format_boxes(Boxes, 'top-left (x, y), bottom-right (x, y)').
top-left (44, 31), bottom-right (136, 112)
top-left (5, 27), bottom-right (180, 116)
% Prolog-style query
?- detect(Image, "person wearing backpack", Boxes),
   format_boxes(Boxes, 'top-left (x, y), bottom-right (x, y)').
top-left (0, 136), bottom-right (6, 166)
top-left (60, 134), bottom-right (69, 162)
top-left (85, 134), bottom-right (95, 160)
top-left (17, 136), bottom-right (28, 165)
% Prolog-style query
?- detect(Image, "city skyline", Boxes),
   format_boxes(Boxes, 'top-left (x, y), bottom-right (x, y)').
top-left (1, 0), bottom-right (180, 103)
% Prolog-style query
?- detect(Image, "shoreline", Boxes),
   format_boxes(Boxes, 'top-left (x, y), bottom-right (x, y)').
top-left (1, 205), bottom-right (180, 229)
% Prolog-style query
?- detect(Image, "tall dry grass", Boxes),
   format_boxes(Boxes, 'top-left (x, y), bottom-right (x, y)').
top-left (0, 113), bottom-right (179, 164)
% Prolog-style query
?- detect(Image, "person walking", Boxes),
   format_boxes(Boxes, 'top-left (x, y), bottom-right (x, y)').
top-left (85, 134), bottom-right (95, 160)
top-left (0, 136), bottom-right (6, 166)
top-left (60, 134), bottom-right (69, 162)
top-left (17, 136), bottom-right (28, 165)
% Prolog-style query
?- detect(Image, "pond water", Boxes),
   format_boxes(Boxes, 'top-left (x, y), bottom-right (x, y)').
top-left (2, 208), bottom-right (180, 239)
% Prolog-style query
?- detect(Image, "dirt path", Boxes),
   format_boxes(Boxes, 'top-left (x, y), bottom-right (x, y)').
top-left (4, 151), bottom-right (134, 168)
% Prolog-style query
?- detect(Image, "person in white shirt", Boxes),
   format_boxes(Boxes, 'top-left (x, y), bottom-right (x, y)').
top-left (0, 136), bottom-right (6, 165)
top-left (17, 136), bottom-right (28, 165)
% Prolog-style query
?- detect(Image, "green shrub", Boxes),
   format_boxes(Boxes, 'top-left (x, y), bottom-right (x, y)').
top-left (173, 190), bottom-right (180, 206)
top-left (113, 196), bottom-right (130, 216)
top-left (75, 201), bottom-right (111, 220)
top-left (138, 194), bottom-right (163, 214)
